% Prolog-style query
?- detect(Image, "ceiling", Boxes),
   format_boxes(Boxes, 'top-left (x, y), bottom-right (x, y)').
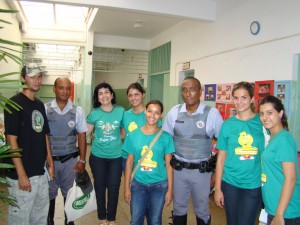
top-left (4, 1), bottom-right (216, 81)
top-left (8, 0), bottom-right (216, 40)
top-left (89, 8), bottom-right (183, 39)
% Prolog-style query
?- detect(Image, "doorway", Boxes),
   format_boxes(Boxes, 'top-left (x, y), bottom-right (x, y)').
top-left (149, 74), bottom-right (164, 102)
top-left (178, 70), bottom-right (195, 104)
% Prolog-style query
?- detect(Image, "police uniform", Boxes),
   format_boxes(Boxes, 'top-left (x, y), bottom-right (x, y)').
top-left (163, 102), bottom-right (223, 225)
top-left (45, 100), bottom-right (88, 224)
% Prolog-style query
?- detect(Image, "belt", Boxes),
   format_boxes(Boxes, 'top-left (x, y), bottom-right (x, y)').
top-left (170, 155), bottom-right (216, 173)
top-left (53, 152), bottom-right (79, 163)
top-left (180, 160), bottom-right (208, 170)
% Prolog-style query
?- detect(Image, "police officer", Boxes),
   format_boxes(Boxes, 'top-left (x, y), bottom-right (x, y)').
top-left (163, 77), bottom-right (223, 225)
top-left (46, 77), bottom-right (88, 225)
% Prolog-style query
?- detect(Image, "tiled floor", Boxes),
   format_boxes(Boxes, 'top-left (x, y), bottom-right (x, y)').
top-left (0, 146), bottom-right (262, 225)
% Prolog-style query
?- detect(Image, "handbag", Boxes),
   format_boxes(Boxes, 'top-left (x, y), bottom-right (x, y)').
top-left (65, 181), bottom-right (97, 223)
top-left (130, 129), bottom-right (163, 183)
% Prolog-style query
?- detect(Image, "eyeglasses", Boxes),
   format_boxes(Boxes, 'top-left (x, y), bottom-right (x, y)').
top-left (181, 88), bottom-right (200, 94)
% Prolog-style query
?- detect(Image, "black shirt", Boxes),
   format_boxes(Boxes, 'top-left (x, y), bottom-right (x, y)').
top-left (4, 92), bottom-right (50, 179)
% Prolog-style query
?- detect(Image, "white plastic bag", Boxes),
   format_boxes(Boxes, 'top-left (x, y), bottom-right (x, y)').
top-left (65, 181), bottom-right (97, 222)
top-left (259, 208), bottom-right (268, 224)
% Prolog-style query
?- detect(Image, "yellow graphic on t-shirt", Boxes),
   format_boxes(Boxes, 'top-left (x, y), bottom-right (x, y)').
top-left (261, 173), bottom-right (267, 183)
top-left (128, 122), bottom-right (138, 132)
top-left (139, 145), bottom-right (157, 171)
top-left (235, 131), bottom-right (258, 160)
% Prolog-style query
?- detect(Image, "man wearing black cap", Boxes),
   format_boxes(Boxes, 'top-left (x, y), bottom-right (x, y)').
top-left (45, 77), bottom-right (87, 225)
top-left (4, 63), bottom-right (54, 225)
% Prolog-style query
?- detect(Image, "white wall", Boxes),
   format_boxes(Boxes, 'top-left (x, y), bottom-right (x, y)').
top-left (150, 0), bottom-right (300, 86)
top-left (0, 0), bottom-right (22, 80)
top-left (94, 34), bottom-right (150, 51)
top-left (94, 72), bottom-right (147, 89)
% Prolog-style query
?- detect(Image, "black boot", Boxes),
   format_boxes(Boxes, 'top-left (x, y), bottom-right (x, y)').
top-left (173, 214), bottom-right (187, 225)
top-left (196, 215), bottom-right (211, 225)
top-left (48, 199), bottom-right (55, 225)
top-left (64, 197), bottom-right (75, 225)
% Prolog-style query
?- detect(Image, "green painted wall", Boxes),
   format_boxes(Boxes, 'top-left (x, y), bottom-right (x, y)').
top-left (35, 84), bottom-right (55, 103)
top-left (114, 89), bottom-right (129, 110)
top-left (115, 87), bottom-right (149, 111)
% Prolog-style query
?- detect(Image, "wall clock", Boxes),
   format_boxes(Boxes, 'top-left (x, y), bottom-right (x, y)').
top-left (250, 21), bottom-right (260, 35)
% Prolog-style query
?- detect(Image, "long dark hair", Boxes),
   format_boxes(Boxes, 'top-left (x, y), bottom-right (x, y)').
top-left (259, 95), bottom-right (289, 130)
top-left (232, 81), bottom-right (255, 112)
top-left (92, 82), bottom-right (116, 108)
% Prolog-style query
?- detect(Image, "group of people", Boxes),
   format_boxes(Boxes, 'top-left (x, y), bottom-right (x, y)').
top-left (3, 63), bottom-right (300, 225)
top-left (214, 82), bottom-right (300, 225)
top-left (4, 65), bottom-right (88, 225)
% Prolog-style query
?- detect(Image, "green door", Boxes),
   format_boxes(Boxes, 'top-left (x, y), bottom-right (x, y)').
top-left (149, 74), bottom-right (164, 102)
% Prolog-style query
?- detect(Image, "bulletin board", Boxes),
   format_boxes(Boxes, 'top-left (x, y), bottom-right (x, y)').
top-left (254, 80), bottom-right (274, 111)
top-left (204, 84), bottom-right (216, 101)
top-left (274, 80), bottom-right (291, 117)
top-left (216, 83), bottom-right (234, 103)
top-left (216, 103), bottom-right (236, 120)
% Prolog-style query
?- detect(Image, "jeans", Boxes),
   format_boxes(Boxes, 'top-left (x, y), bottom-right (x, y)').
top-left (267, 214), bottom-right (300, 225)
top-left (7, 175), bottom-right (49, 225)
top-left (130, 179), bottom-right (168, 225)
top-left (222, 180), bottom-right (262, 225)
top-left (89, 154), bottom-right (122, 221)
top-left (122, 157), bottom-right (126, 172)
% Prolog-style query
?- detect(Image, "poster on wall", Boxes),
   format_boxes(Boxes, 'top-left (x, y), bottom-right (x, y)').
top-left (216, 83), bottom-right (234, 103)
top-left (200, 84), bottom-right (205, 101)
top-left (254, 80), bottom-right (274, 111)
top-left (274, 80), bottom-right (291, 117)
top-left (215, 103), bottom-right (226, 119)
top-left (216, 103), bottom-right (237, 120)
top-left (225, 104), bottom-right (237, 119)
top-left (204, 84), bottom-right (216, 101)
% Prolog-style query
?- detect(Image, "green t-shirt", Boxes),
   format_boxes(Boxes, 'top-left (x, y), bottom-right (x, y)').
top-left (123, 128), bottom-right (175, 184)
top-left (121, 108), bottom-right (162, 158)
top-left (261, 129), bottom-right (300, 218)
top-left (87, 106), bottom-right (124, 158)
top-left (216, 114), bottom-right (264, 188)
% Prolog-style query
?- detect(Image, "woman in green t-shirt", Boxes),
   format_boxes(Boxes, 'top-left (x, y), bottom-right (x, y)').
top-left (214, 82), bottom-right (264, 225)
top-left (121, 82), bottom-right (146, 171)
top-left (260, 96), bottom-right (300, 225)
top-left (86, 82), bottom-right (124, 225)
top-left (123, 100), bottom-right (175, 225)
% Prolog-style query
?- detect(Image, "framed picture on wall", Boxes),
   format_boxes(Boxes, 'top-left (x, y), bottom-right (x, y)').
top-left (225, 103), bottom-right (237, 120)
top-left (274, 80), bottom-right (291, 117)
top-left (215, 102), bottom-right (226, 120)
top-left (216, 103), bottom-right (236, 120)
top-left (200, 84), bottom-right (205, 101)
top-left (254, 80), bottom-right (274, 100)
top-left (216, 83), bottom-right (234, 103)
top-left (204, 84), bottom-right (216, 101)
top-left (254, 80), bottom-right (274, 111)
